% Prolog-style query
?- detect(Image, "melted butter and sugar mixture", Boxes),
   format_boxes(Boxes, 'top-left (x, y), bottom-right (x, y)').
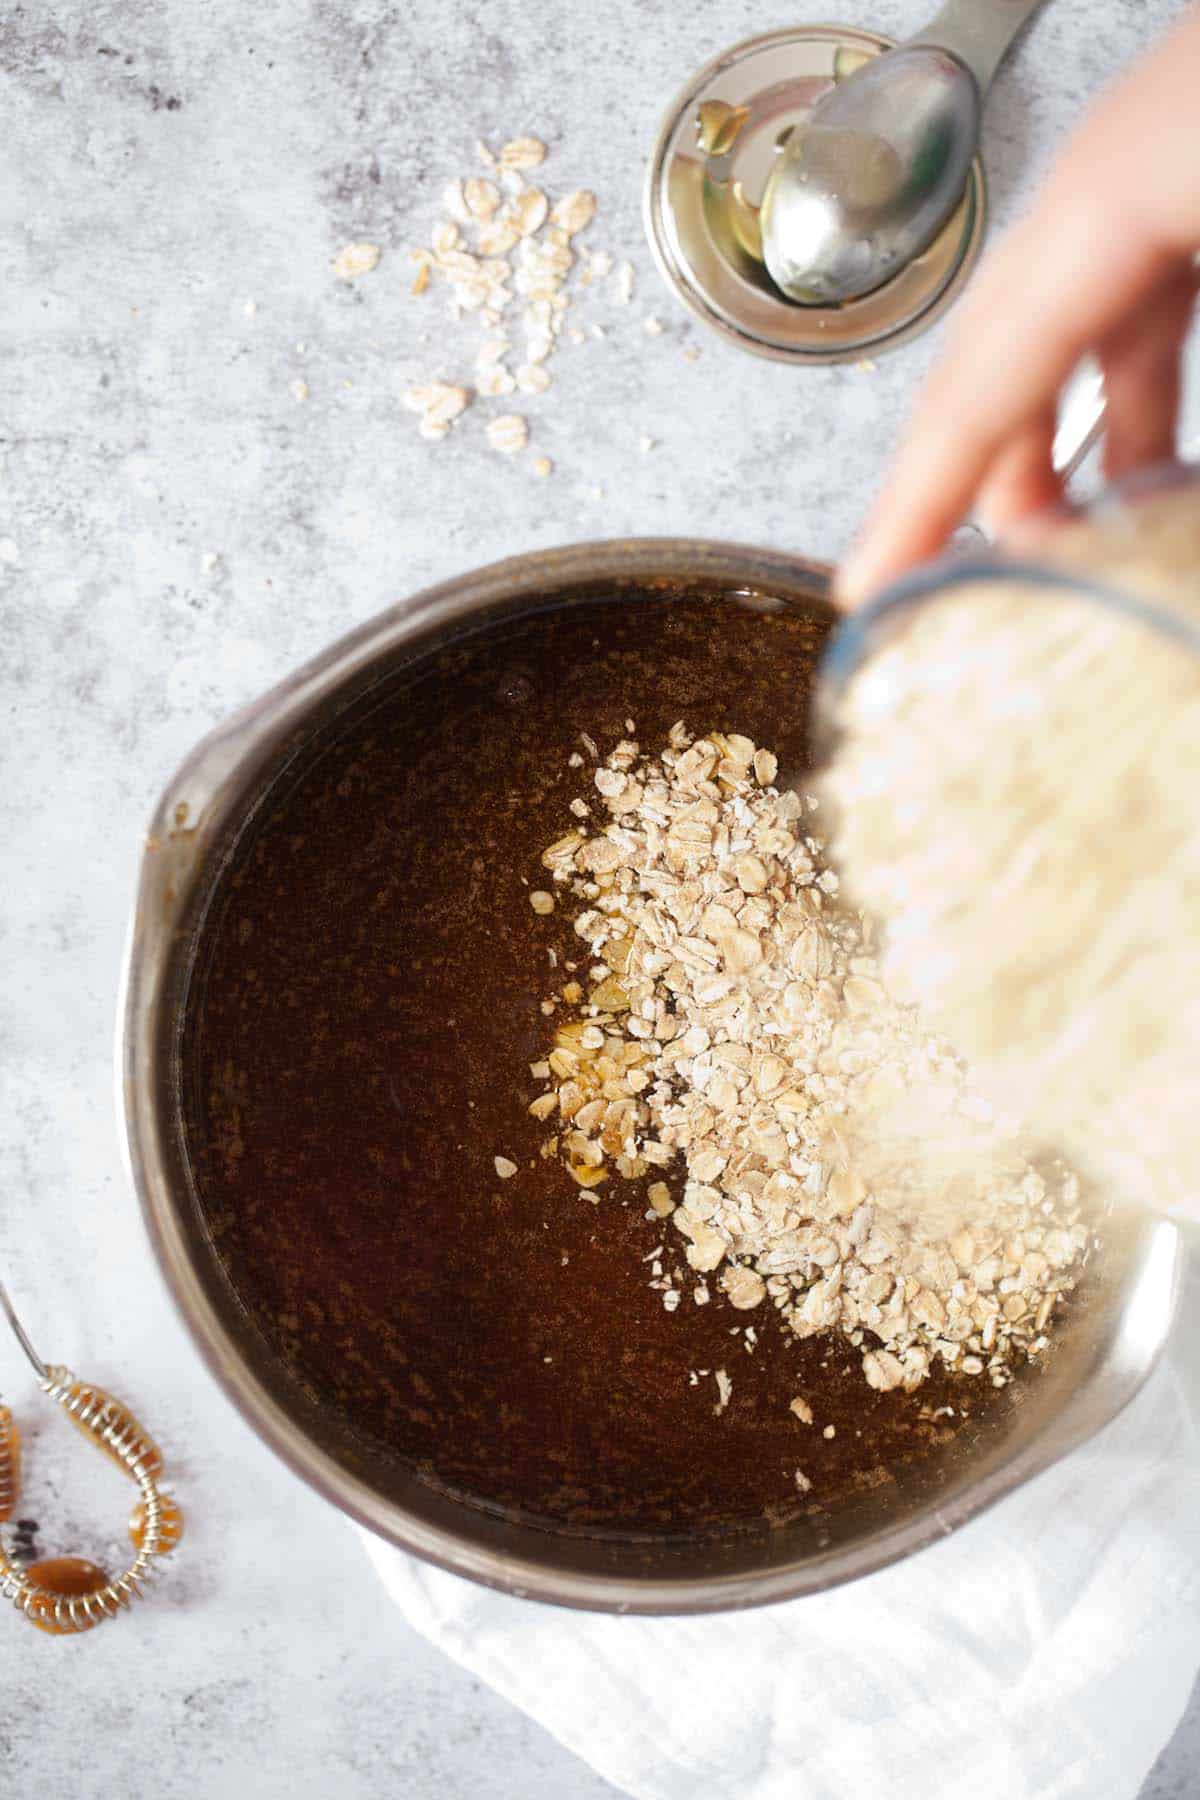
top-left (184, 590), bottom-right (1049, 1536)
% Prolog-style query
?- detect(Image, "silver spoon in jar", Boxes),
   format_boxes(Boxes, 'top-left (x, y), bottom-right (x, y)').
top-left (761, 0), bottom-right (1045, 305)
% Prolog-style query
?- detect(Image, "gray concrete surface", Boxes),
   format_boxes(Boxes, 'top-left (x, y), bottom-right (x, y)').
top-left (1, 0), bottom-right (1197, 1794)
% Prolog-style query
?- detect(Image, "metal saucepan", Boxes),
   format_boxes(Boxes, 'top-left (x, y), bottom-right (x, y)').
top-left (119, 540), bottom-right (1180, 1614)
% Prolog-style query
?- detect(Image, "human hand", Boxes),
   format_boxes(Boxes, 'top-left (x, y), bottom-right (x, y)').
top-left (836, 5), bottom-right (1200, 607)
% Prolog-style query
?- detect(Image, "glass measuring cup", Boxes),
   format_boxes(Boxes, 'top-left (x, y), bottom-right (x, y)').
top-left (820, 460), bottom-right (1200, 719)
top-left (815, 460), bottom-right (1200, 1222)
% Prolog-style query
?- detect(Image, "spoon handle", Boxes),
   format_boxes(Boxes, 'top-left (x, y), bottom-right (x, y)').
top-left (909, 0), bottom-right (1046, 98)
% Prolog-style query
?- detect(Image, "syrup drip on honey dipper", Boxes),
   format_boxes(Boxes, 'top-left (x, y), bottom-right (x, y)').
top-left (0, 1281), bottom-right (182, 1635)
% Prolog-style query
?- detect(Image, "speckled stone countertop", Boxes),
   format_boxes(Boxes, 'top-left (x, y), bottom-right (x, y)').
top-left (3, 2), bottom-right (1198, 1795)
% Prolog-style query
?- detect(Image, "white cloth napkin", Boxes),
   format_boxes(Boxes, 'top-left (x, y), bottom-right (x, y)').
top-left (363, 1303), bottom-right (1200, 1800)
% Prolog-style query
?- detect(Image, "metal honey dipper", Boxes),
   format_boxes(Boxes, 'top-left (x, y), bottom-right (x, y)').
top-left (0, 1280), bottom-right (182, 1634)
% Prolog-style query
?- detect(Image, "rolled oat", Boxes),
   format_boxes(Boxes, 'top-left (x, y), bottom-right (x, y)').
top-left (525, 726), bottom-right (1090, 1396)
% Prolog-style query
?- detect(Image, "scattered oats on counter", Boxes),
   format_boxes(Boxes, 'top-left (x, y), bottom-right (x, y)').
top-left (402, 132), bottom-right (677, 468)
top-left (333, 242), bottom-right (381, 281)
top-left (486, 413), bottom-right (529, 454)
top-left (499, 135), bottom-right (547, 170)
top-left (403, 381), bottom-right (471, 441)
top-left (552, 189), bottom-right (597, 236)
top-left (403, 134), bottom-right (602, 463)
top-left (525, 725), bottom-right (1091, 1399)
